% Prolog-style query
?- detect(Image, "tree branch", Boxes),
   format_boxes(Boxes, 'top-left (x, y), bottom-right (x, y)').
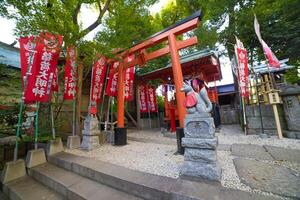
top-left (79, 0), bottom-right (112, 37)
top-left (72, 2), bottom-right (82, 25)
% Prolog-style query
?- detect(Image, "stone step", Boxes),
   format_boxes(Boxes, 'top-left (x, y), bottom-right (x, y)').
top-left (47, 152), bottom-right (277, 200)
top-left (47, 152), bottom-right (173, 200)
top-left (29, 162), bottom-right (142, 200)
top-left (2, 175), bottom-right (63, 200)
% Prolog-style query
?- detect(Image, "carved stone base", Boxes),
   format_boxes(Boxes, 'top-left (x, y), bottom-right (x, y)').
top-left (80, 116), bottom-right (100, 151)
top-left (81, 135), bottom-right (100, 151)
top-left (180, 160), bottom-right (221, 181)
top-left (180, 115), bottom-right (220, 182)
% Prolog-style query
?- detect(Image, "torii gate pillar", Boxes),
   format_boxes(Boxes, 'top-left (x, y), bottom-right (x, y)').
top-left (168, 33), bottom-right (186, 128)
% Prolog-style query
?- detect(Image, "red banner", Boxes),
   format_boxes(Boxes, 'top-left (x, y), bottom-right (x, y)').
top-left (64, 47), bottom-right (77, 100)
top-left (105, 62), bottom-right (119, 97)
top-left (139, 85), bottom-right (148, 113)
top-left (24, 33), bottom-right (63, 103)
top-left (124, 67), bottom-right (135, 101)
top-left (148, 86), bottom-right (158, 112)
top-left (52, 67), bottom-right (59, 92)
top-left (236, 48), bottom-right (249, 97)
top-left (19, 36), bottom-right (36, 90)
top-left (91, 57), bottom-right (107, 104)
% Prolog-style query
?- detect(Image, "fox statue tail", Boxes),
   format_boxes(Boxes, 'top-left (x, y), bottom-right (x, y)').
top-left (199, 87), bottom-right (212, 113)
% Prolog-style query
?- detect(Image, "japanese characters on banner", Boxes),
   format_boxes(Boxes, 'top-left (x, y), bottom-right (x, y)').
top-left (52, 68), bottom-right (59, 92)
top-left (64, 47), bottom-right (77, 100)
top-left (19, 36), bottom-right (36, 90)
top-left (236, 48), bottom-right (249, 97)
top-left (124, 67), bottom-right (135, 101)
top-left (139, 85), bottom-right (158, 113)
top-left (148, 86), bottom-right (158, 112)
top-left (91, 57), bottom-right (107, 104)
top-left (24, 33), bottom-right (63, 103)
top-left (139, 85), bottom-right (148, 113)
top-left (105, 62), bottom-right (119, 97)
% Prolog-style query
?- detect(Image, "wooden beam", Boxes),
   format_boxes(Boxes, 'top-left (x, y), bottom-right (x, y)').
top-left (144, 36), bottom-right (198, 62)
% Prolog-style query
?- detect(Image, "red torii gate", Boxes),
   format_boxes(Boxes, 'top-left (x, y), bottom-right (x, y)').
top-left (110, 11), bottom-right (202, 145)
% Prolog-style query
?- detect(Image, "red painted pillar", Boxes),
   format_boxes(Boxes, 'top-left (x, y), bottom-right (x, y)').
top-left (117, 62), bottom-right (125, 127)
top-left (168, 33), bottom-right (186, 128)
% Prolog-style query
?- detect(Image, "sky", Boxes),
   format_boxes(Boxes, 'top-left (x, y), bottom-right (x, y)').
top-left (0, 0), bottom-right (233, 86)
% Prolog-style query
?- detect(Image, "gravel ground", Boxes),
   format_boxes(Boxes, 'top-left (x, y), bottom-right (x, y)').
top-left (65, 140), bottom-right (183, 178)
top-left (66, 125), bottom-right (299, 199)
top-left (217, 125), bottom-right (300, 150)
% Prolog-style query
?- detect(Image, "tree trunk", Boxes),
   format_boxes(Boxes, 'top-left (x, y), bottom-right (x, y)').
top-left (76, 62), bottom-right (84, 135)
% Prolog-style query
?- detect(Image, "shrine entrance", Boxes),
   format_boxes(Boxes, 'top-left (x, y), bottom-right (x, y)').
top-left (106, 11), bottom-right (220, 146)
top-left (137, 49), bottom-right (222, 134)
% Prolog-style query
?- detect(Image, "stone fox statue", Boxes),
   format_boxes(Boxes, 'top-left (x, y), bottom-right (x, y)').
top-left (180, 81), bottom-right (212, 114)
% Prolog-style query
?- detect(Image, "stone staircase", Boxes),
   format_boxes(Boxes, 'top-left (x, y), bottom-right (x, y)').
top-left (2, 151), bottom-right (277, 200)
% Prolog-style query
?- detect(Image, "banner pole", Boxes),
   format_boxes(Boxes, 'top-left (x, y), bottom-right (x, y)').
top-left (146, 84), bottom-right (152, 129)
top-left (34, 102), bottom-right (40, 150)
top-left (50, 103), bottom-right (56, 139)
top-left (13, 101), bottom-right (24, 161)
top-left (100, 62), bottom-right (110, 128)
top-left (13, 41), bottom-right (36, 161)
top-left (72, 99), bottom-right (76, 136)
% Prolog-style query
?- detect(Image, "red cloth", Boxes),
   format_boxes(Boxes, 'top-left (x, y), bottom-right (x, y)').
top-left (184, 92), bottom-right (197, 108)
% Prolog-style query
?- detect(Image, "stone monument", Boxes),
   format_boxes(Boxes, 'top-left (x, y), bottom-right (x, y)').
top-left (180, 81), bottom-right (221, 181)
top-left (81, 116), bottom-right (100, 150)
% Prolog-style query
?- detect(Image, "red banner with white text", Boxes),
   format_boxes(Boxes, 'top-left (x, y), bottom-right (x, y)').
top-left (19, 36), bottom-right (36, 91)
top-left (124, 67), bottom-right (135, 101)
top-left (91, 57), bottom-right (107, 104)
top-left (24, 33), bottom-right (63, 103)
top-left (139, 85), bottom-right (148, 113)
top-left (105, 62), bottom-right (119, 97)
top-left (236, 48), bottom-right (249, 97)
top-left (148, 86), bottom-right (158, 112)
top-left (64, 47), bottom-right (77, 100)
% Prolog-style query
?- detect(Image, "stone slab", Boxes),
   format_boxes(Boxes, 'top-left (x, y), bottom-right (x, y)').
top-left (182, 137), bottom-right (217, 149)
top-left (48, 152), bottom-right (279, 200)
top-left (171, 179), bottom-right (278, 200)
top-left (47, 138), bottom-right (64, 156)
top-left (71, 158), bottom-right (174, 200)
top-left (26, 148), bottom-right (47, 168)
top-left (180, 160), bottom-right (221, 182)
top-left (264, 145), bottom-right (300, 163)
top-left (184, 148), bottom-right (217, 163)
top-left (218, 144), bottom-right (232, 151)
top-left (184, 117), bottom-right (215, 138)
top-left (30, 163), bottom-right (141, 200)
top-left (231, 144), bottom-right (273, 160)
top-left (3, 175), bottom-right (63, 200)
top-left (29, 163), bottom-right (82, 196)
top-left (1, 159), bottom-right (26, 184)
top-left (67, 135), bottom-right (81, 149)
top-left (49, 152), bottom-right (175, 200)
top-left (68, 174), bottom-right (142, 200)
top-left (234, 158), bottom-right (300, 199)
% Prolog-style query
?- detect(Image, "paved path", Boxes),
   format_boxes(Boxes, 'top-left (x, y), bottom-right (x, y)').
top-left (234, 158), bottom-right (300, 199)
top-left (231, 143), bottom-right (300, 199)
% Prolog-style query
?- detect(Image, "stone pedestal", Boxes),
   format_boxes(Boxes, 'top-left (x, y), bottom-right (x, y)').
top-left (67, 135), bottom-right (81, 149)
top-left (1, 159), bottom-right (26, 184)
top-left (47, 137), bottom-right (64, 155)
top-left (81, 116), bottom-right (100, 151)
top-left (26, 148), bottom-right (47, 168)
top-left (180, 114), bottom-right (221, 182)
